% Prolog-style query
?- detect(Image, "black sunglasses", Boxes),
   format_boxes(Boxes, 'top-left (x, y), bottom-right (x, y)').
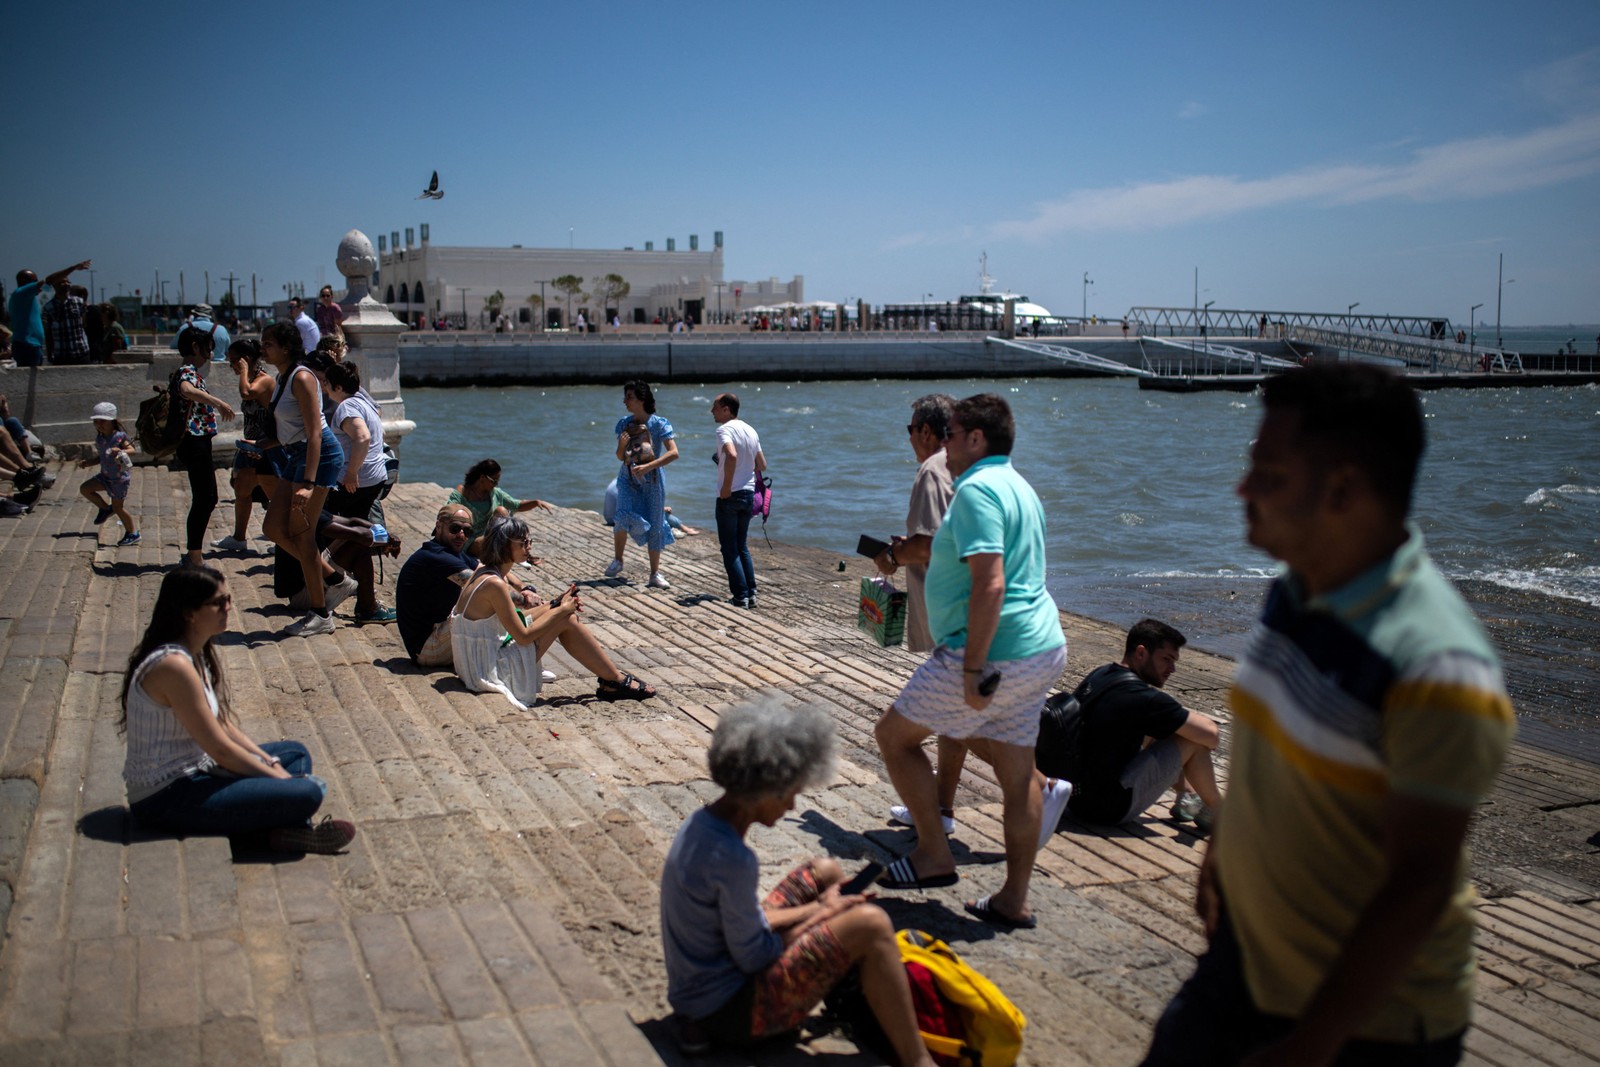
top-left (444, 522), bottom-right (471, 535)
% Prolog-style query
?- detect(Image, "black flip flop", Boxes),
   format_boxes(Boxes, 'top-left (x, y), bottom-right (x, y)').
top-left (964, 896), bottom-right (1037, 930)
top-left (878, 855), bottom-right (958, 890)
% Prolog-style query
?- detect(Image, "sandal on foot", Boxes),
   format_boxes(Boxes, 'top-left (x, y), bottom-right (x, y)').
top-left (878, 855), bottom-right (958, 890)
top-left (964, 896), bottom-right (1036, 930)
top-left (595, 672), bottom-right (655, 701)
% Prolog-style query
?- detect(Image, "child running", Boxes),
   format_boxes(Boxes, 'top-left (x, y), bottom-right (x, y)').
top-left (79, 401), bottom-right (139, 546)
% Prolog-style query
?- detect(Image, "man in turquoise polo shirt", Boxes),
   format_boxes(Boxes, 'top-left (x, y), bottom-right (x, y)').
top-left (9, 260), bottom-right (90, 367)
top-left (874, 393), bottom-right (1067, 930)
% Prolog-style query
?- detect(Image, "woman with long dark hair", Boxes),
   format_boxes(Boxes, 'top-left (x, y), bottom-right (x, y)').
top-left (213, 338), bottom-right (276, 552)
top-left (258, 321), bottom-right (345, 636)
top-left (173, 327), bottom-right (237, 568)
top-left (608, 379), bottom-right (678, 586)
top-left (119, 566), bottom-right (355, 853)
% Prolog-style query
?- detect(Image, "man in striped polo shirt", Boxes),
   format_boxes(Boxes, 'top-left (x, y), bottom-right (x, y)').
top-left (1143, 363), bottom-right (1514, 1066)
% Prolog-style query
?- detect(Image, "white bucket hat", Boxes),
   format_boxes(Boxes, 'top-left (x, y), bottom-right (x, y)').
top-left (90, 401), bottom-right (118, 421)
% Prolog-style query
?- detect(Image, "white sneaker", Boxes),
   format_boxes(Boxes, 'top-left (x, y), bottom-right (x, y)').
top-left (647, 571), bottom-right (670, 589)
top-left (284, 611), bottom-right (336, 637)
top-left (1170, 791), bottom-right (1203, 823)
top-left (541, 669), bottom-right (557, 683)
top-left (211, 535), bottom-right (253, 552)
top-left (889, 804), bottom-right (956, 836)
top-left (1038, 778), bottom-right (1074, 850)
top-left (604, 559), bottom-right (624, 578)
top-left (324, 574), bottom-right (360, 611)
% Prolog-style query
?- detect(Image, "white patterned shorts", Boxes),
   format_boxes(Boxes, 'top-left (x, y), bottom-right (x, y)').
top-left (893, 643), bottom-right (1068, 747)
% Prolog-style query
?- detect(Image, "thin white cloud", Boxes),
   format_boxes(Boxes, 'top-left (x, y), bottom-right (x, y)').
top-left (985, 112), bottom-right (1600, 239)
top-left (1177, 101), bottom-right (1208, 119)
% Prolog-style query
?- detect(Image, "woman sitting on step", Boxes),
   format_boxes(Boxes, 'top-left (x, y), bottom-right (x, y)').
top-left (119, 566), bottom-right (356, 854)
top-left (449, 516), bottom-right (656, 710)
top-left (659, 696), bottom-right (935, 1066)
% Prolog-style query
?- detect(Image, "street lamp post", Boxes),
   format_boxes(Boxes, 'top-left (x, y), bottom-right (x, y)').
top-left (1470, 303), bottom-right (1484, 363)
top-left (1082, 272), bottom-right (1093, 321)
top-left (462, 288), bottom-right (470, 330)
top-left (538, 280), bottom-right (547, 333)
top-left (1202, 299), bottom-right (1215, 371)
top-left (1495, 254), bottom-right (1515, 349)
top-left (1347, 301), bottom-right (1360, 324)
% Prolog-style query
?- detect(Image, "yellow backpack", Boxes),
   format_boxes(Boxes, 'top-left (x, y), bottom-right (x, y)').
top-left (897, 929), bottom-right (1026, 1067)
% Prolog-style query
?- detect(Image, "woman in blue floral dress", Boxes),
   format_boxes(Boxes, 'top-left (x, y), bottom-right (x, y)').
top-left (608, 379), bottom-right (678, 588)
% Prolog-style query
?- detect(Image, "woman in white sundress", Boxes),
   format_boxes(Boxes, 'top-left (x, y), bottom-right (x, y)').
top-left (450, 516), bottom-right (657, 710)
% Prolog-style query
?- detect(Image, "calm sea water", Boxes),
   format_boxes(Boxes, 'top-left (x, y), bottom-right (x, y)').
top-left (401, 372), bottom-right (1599, 643)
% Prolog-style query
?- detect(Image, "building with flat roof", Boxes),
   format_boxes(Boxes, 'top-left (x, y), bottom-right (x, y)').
top-left (374, 225), bottom-right (803, 328)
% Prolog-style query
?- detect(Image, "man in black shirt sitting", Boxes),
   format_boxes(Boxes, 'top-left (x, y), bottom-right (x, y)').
top-left (1039, 618), bottom-right (1222, 832)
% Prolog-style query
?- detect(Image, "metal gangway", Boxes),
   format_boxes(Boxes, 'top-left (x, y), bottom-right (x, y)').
top-left (987, 336), bottom-right (1152, 376)
top-left (1138, 336), bottom-right (1299, 374)
top-left (1286, 324), bottom-right (1523, 374)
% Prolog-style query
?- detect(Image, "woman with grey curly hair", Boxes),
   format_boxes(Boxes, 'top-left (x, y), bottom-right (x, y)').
top-left (448, 516), bottom-right (655, 709)
top-left (660, 697), bottom-right (935, 1065)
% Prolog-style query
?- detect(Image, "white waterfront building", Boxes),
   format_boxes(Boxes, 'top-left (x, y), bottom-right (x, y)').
top-left (374, 225), bottom-right (803, 329)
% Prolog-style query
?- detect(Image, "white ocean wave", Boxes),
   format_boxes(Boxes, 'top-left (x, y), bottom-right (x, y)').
top-left (1128, 568), bottom-right (1277, 580)
top-left (1523, 483), bottom-right (1600, 506)
top-left (1471, 566), bottom-right (1600, 608)
top-left (781, 406), bottom-right (817, 415)
top-left (1117, 512), bottom-right (1145, 526)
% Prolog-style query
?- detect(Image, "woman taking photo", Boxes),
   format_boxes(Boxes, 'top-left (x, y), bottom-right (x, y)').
top-left (213, 338), bottom-right (275, 552)
top-left (320, 360), bottom-right (388, 521)
top-left (120, 566), bottom-right (355, 854)
top-left (608, 378), bottom-right (678, 587)
top-left (450, 517), bottom-right (655, 710)
top-left (173, 327), bottom-right (237, 568)
top-left (660, 697), bottom-right (934, 1066)
top-left (258, 321), bottom-right (345, 637)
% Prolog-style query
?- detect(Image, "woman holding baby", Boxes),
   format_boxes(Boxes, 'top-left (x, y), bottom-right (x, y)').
top-left (606, 378), bottom-right (678, 588)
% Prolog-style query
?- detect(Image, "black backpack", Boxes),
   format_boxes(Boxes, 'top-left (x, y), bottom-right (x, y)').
top-left (1036, 668), bottom-right (1145, 783)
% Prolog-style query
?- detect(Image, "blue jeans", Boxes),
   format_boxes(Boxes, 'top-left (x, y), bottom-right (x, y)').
top-left (4, 416), bottom-right (26, 450)
top-left (130, 740), bottom-right (327, 835)
top-left (716, 490), bottom-right (756, 599)
top-left (1140, 909), bottom-right (1464, 1066)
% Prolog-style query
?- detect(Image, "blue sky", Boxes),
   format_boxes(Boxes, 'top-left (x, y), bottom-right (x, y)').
top-left (4, 0), bottom-right (1597, 326)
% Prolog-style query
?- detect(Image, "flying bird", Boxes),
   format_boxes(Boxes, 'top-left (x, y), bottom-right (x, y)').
top-left (417, 171), bottom-right (443, 200)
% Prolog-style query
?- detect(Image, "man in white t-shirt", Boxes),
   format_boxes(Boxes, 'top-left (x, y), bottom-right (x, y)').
top-left (711, 393), bottom-right (766, 608)
top-left (288, 297), bottom-right (322, 353)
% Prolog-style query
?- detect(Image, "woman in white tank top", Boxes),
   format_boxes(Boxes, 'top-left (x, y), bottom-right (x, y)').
top-left (449, 516), bottom-right (657, 709)
top-left (119, 566), bottom-right (356, 853)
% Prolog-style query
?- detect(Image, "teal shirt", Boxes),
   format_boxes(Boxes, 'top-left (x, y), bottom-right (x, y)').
top-left (924, 455), bottom-right (1065, 661)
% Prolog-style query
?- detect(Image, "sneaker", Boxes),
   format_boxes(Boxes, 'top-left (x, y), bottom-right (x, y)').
top-left (13, 485), bottom-right (41, 507)
top-left (604, 558), bottom-right (624, 578)
top-left (647, 571), bottom-right (671, 589)
top-left (12, 466), bottom-right (43, 489)
top-left (672, 1014), bottom-right (711, 1056)
top-left (283, 611), bottom-right (336, 637)
top-left (889, 804), bottom-right (956, 836)
top-left (541, 669), bottom-right (557, 683)
top-left (744, 595), bottom-right (756, 609)
top-left (324, 574), bottom-right (360, 611)
top-left (115, 531), bottom-right (141, 547)
top-left (1038, 778), bottom-right (1074, 850)
top-left (268, 815), bottom-right (356, 855)
top-left (1170, 791), bottom-right (1204, 823)
top-left (1192, 806), bottom-right (1215, 835)
top-left (354, 605), bottom-right (398, 623)
top-left (211, 534), bottom-right (252, 552)
top-left (93, 505), bottom-right (114, 526)
top-left (37, 471), bottom-right (56, 490)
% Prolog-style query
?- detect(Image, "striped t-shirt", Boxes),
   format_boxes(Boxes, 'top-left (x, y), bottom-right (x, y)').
top-left (1213, 527), bottom-right (1514, 1042)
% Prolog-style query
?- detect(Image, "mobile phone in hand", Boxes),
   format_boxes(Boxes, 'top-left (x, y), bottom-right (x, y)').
top-left (977, 666), bottom-right (1003, 697)
top-left (856, 534), bottom-right (891, 558)
top-left (840, 861), bottom-right (885, 895)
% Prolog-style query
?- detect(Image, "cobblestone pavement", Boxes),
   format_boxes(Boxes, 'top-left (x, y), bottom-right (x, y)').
top-left (1, 463), bottom-right (1596, 1066)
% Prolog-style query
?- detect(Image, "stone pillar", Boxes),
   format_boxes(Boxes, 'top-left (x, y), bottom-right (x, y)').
top-left (335, 229), bottom-right (415, 448)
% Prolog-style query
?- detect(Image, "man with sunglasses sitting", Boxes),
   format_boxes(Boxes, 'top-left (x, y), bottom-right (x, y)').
top-left (398, 503), bottom-right (540, 667)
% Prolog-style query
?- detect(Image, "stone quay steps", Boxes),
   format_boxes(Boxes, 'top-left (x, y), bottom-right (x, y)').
top-left (0, 467), bottom-right (1596, 1065)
